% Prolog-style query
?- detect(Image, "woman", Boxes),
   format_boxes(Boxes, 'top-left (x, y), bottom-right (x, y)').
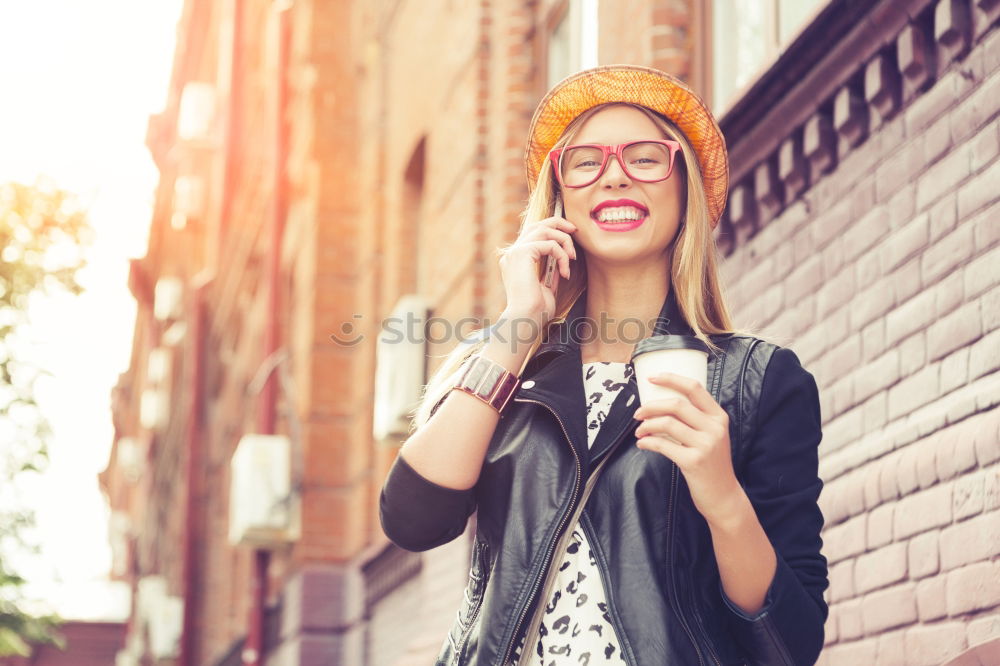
top-left (379, 65), bottom-right (828, 665)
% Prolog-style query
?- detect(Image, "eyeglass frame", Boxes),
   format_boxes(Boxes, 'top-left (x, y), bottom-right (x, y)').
top-left (548, 139), bottom-right (683, 188)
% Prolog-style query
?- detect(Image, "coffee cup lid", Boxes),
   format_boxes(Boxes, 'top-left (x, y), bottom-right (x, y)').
top-left (631, 334), bottom-right (710, 360)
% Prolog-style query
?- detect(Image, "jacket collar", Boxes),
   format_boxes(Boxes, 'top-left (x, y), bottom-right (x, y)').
top-left (516, 288), bottom-right (696, 467)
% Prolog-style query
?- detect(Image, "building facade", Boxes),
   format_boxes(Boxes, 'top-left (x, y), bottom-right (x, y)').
top-left (0, 622), bottom-right (126, 666)
top-left (102, 0), bottom-right (999, 664)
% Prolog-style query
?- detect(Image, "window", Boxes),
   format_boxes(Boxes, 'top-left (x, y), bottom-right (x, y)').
top-left (547, 0), bottom-right (599, 89)
top-left (710, 0), bottom-right (828, 115)
top-left (402, 136), bottom-right (425, 295)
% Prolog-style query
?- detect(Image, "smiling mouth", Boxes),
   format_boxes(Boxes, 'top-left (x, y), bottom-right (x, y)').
top-left (593, 205), bottom-right (648, 222)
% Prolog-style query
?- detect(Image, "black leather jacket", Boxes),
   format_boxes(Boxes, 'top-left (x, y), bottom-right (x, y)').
top-left (380, 291), bottom-right (829, 665)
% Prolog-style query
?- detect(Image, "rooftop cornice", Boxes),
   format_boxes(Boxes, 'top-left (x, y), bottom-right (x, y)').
top-left (714, 0), bottom-right (998, 255)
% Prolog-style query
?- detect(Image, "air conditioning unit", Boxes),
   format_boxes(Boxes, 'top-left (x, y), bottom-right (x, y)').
top-left (134, 575), bottom-right (182, 658)
top-left (116, 437), bottom-right (144, 483)
top-left (173, 175), bottom-right (206, 219)
top-left (139, 388), bottom-right (169, 432)
top-left (115, 650), bottom-right (138, 666)
top-left (161, 321), bottom-right (187, 347)
top-left (229, 434), bottom-right (296, 548)
top-left (147, 347), bottom-right (172, 386)
top-left (177, 82), bottom-right (217, 143)
top-left (109, 511), bottom-right (132, 577)
top-left (373, 294), bottom-right (428, 441)
top-left (147, 595), bottom-right (183, 659)
top-left (136, 575), bottom-right (166, 617)
top-left (153, 278), bottom-right (183, 321)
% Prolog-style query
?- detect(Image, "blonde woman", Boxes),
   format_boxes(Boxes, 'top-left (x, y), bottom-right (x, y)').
top-left (380, 65), bottom-right (828, 666)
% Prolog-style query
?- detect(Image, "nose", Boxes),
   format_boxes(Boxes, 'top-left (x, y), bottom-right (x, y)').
top-left (599, 153), bottom-right (632, 188)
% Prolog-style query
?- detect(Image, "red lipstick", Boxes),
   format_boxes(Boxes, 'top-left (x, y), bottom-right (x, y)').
top-left (591, 199), bottom-right (648, 232)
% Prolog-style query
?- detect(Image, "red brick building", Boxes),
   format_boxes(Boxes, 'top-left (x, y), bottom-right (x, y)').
top-left (101, 0), bottom-right (999, 664)
top-left (0, 622), bottom-right (126, 666)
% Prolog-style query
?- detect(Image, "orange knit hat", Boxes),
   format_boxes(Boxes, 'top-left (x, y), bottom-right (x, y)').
top-left (525, 64), bottom-right (730, 229)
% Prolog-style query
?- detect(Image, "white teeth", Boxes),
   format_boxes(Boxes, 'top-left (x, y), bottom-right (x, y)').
top-left (596, 206), bottom-right (645, 222)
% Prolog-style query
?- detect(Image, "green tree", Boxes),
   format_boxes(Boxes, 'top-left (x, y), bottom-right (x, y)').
top-left (0, 179), bottom-right (93, 656)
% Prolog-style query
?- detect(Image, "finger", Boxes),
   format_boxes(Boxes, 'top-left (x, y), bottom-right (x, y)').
top-left (522, 240), bottom-right (571, 279)
top-left (520, 238), bottom-right (568, 260)
top-left (541, 215), bottom-right (577, 228)
top-left (635, 398), bottom-right (708, 434)
top-left (527, 217), bottom-right (577, 235)
top-left (551, 217), bottom-right (578, 233)
top-left (636, 435), bottom-right (694, 467)
top-left (648, 373), bottom-right (725, 418)
top-left (636, 413), bottom-right (700, 446)
top-left (528, 227), bottom-right (578, 262)
top-left (545, 239), bottom-right (571, 279)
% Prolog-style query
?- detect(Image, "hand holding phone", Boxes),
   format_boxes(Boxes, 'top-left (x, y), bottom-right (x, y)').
top-left (498, 196), bottom-right (575, 328)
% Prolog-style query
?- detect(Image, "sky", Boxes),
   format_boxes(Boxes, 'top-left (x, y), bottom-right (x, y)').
top-left (0, 0), bottom-right (184, 620)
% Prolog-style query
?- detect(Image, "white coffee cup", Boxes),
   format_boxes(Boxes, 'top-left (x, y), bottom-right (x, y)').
top-left (631, 334), bottom-right (710, 407)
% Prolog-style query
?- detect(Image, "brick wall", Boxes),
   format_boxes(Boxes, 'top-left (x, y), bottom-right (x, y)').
top-left (0, 622), bottom-right (126, 666)
top-left (598, 0), bottom-right (693, 81)
top-left (717, 4), bottom-right (1000, 663)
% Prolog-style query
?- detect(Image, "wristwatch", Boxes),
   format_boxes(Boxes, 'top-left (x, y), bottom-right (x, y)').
top-left (453, 354), bottom-right (520, 413)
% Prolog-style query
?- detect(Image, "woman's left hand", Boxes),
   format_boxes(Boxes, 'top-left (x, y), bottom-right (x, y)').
top-left (633, 372), bottom-right (745, 525)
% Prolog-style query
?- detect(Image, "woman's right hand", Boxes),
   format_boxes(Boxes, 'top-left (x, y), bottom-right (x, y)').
top-left (498, 216), bottom-right (578, 330)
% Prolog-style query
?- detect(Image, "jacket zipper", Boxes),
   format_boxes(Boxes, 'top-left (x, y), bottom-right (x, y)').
top-left (689, 588), bottom-right (723, 666)
top-left (457, 540), bottom-right (490, 659)
top-left (665, 463), bottom-right (722, 666)
top-left (573, 410), bottom-right (642, 666)
top-left (500, 396), bottom-right (582, 666)
top-left (578, 516), bottom-right (635, 666)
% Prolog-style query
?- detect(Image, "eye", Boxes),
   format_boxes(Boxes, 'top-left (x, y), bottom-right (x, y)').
top-left (625, 142), bottom-right (670, 169)
top-left (563, 146), bottom-right (603, 170)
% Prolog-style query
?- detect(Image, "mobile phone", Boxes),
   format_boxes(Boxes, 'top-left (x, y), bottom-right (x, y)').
top-left (543, 198), bottom-right (563, 288)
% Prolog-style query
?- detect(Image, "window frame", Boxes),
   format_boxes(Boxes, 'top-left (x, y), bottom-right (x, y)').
top-left (702, 0), bottom-right (833, 118)
top-left (536, 0), bottom-right (599, 97)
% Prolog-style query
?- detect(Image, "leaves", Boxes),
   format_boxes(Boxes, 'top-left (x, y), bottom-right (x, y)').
top-left (0, 178), bottom-right (92, 655)
top-left (0, 557), bottom-right (65, 656)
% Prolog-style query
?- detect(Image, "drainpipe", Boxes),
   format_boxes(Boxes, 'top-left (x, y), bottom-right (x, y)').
top-left (180, 281), bottom-right (208, 666)
top-left (245, 3), bottom-right (290, 665)
top-left (219, 0), bottom-right (245, 268)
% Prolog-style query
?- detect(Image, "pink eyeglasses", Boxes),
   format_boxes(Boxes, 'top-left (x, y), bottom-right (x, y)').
top-left (549, 140), bottom-right (682, 188)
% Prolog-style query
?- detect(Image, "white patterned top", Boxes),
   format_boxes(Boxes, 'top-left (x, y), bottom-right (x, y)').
top-left (511, 361), bottom-right (633, 665)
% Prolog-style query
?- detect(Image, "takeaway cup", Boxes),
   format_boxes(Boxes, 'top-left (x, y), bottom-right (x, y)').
top-left (630, 334), bottom-right (710, 407)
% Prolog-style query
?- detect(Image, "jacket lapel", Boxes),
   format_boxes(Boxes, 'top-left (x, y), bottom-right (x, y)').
top-left (587, 290), bottom-right (693, 464)
top-left (518, 289), bottom-right (702, 471)
top-left (515, 291), bottom-right (589, 466)
top-left (515, 346), bottom-right (591, 471)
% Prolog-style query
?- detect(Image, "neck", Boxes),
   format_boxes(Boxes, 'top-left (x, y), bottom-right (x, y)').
top-left (580, 258), bottom-right (671, 364)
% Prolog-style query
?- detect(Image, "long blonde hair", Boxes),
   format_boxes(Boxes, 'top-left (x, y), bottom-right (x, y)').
top-left (411, 102), bottom-right (760, 430)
